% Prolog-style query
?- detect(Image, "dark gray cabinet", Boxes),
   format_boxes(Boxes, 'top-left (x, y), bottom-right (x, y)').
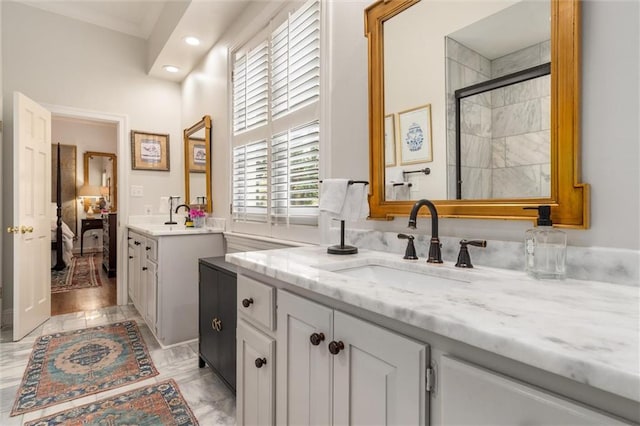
top-left (199, 256), bottom-right (237, 393)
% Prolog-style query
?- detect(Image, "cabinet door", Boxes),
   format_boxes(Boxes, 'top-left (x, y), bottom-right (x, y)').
top-left (145, 260), bottom-right (158, 334)
top-left (218, 270), bottom-right (237, 390)
top-left (276, 291), bottom-right (333, 426)
top-left (439, 356), bottom-right (628, 425)
top-left (237, 320), bottom-right (275, 426)
top-left (332, 311), bottom-right (428, 426)
top-left (199, 264), bottom-right (220, 369)
top-left (127, 245), bottom-right (136, 302)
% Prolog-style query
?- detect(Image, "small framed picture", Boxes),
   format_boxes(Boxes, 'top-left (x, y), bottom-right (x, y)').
top-left (399, 104), bottom-right (433, 165)
top-left (384, 114), bottom-right (396, 166)
top-left (131, 130), bottom-right (170, 171)
top-left (188, 137), bottom-right (207, 173)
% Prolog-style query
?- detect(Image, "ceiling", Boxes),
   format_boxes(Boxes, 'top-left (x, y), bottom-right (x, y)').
top-left (19, 0), bottom-right (251, 82)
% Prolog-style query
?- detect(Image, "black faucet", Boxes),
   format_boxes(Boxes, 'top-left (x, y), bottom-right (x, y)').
top-left (175, 204), bottom-right (191, 225)
top-left (407, 199), bottom-right (442, 263)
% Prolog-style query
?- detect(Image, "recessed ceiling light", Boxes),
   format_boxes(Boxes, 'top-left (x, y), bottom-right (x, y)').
top-left (163, 65), bottom-right (180, 73)
top-left (184, 36), bottom-right (201, 46)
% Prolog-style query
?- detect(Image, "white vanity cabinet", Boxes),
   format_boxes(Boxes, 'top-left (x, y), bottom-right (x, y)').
top-left (127, 228), bottom-right (224, 346)
top-left (235, 278), bottom-right (429, 426)
top-left (438, 356), bottom-right (629, 425)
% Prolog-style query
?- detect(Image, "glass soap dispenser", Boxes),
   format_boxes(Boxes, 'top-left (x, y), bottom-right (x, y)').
top-left (524, 206), bottom-right (567, 280)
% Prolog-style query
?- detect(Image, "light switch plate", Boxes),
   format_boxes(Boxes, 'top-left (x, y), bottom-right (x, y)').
top-left (131, 185), bottom-right (143, 197)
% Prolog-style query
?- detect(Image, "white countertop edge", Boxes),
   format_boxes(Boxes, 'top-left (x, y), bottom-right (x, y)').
top-left (127, 223), bottom-right (224, 236)
top-left (226, 247), bottom-right (640, 402)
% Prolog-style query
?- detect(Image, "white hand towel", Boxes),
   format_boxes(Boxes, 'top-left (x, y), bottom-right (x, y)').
top-left (385, 183), bottom-right (395, 201)
top-left (319, 179), bottom-right (349, 215)
top-left (339, 183), bottom-right (369, 221)
top-left (385, 167), bottom-right (404, 184)
top-left (393, 183), bottom-right (411, 200)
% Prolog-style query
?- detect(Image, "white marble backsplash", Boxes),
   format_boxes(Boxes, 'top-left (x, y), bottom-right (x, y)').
top-left (333, 228), bottom-right (639, 287)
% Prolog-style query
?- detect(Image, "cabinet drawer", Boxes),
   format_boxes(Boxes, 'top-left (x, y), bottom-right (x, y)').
top-left (238, 275), bottom-right (275, 330)
top-left (145, 238), bottom-right (158, 261)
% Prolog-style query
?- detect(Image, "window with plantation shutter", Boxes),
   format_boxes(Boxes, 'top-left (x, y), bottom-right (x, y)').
top-left (231, 0), bottom-right (321, 234)
top-left (233, 42), bottom-right (268, 133)
top-left (271, 121), bottom-right (319, 225)
top-left (232, 141), bottom-right (269, 223)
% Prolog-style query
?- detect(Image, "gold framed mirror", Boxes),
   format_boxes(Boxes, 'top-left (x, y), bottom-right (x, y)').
top-left (83, 151), bottom-right (117, 211)
top-left (184, 115), bottom-right (212, 212)
top-left (365, 0), bottom-right (589, 228)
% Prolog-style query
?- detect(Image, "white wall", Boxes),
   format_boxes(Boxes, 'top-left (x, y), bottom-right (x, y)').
top-left (1, 1), bottom-right (183, 317)
top-left (52, 117), bottom-right (117, 252)
top-left (184, 0), bottom-right (638, 251)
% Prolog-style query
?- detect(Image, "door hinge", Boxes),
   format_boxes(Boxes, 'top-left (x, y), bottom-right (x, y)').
top-left (230, 203), bottom-right (233, 215)
top-left (426, 367), bottom-right (435, 392)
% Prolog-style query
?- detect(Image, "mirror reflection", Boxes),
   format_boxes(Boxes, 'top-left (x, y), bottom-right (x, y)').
top-left (83, 151), bottom-right (117, 211)
top-left (184, 115), bottom-right (212, 212)
top-left (383, 0), bottom-right (550, 201)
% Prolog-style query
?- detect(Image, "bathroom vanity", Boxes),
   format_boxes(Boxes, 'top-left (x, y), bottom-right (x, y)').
top-left (127, 224), bottom-right (224, 346)
top-left (227, 246), bottom-right (639, 425)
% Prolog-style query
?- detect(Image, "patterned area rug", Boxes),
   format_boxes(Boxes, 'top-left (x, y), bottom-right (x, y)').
top-left (51, 254), bottom-right (103, 293)
top-left (11, 321), bottom-right (158, 416)
top-left (24, 379), bottom-right (198, 426)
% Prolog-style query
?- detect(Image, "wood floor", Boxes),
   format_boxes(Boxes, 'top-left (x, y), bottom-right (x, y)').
top-left (51, 252), bottom-right (117, 316)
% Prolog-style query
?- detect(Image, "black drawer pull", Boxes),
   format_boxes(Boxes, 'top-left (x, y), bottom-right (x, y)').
top-left (127, 237), bottom-right (132, 240)
top-left (241, 298), bottom-right (254, 308)
top-left (255, 357), bottom-right (267, 368)
top-left (128, 255), bottom-right (133, 259)
top-left (134, 241), bottom-right (141, 246)
top-left (142, 266), bottom-right (148, 271)
top-left (328, 341), bottom-right (345, 355)
top-left (146, 246), bottom-right (151, 251)
top-left (310, 332), bottom-right (325, 346)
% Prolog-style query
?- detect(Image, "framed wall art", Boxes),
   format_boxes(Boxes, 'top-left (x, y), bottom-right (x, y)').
top-left (131, 130), bottom-right (170, 171)
top-left (187, 137), bottom-right (207, 173)
top-left (384, 114), bottom-right (396, 166)
top-left (399, 104), bottom-right (433, 165)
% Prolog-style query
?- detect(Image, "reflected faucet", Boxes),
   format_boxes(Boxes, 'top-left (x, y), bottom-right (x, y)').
top-left (407, 199), bottom-right (442, 263)
top-left (175, 204), bottom-right (191, 225)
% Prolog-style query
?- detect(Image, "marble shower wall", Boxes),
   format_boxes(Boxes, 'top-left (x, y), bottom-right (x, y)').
top-left (446, 39), bottom-right (551, 199)
top-left (491, 41), bottom-right (551, 198)
top-left (446, 37), bottom-right (493, 199)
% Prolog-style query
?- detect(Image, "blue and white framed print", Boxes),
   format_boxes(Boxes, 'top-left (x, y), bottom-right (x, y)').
top-left (384, 114), bottom-right (396, 166)
top-left (399, 104), bottom-right (432, 165)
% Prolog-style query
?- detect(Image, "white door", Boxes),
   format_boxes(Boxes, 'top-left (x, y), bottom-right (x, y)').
top-left (12, 92), bottom-right (52, 341)
top-left (237, 319), bottom-right (275, 426)
top-left (332, 311), bottom-right (428, 426)
top-left (276, 291), bottom-right (333, 425)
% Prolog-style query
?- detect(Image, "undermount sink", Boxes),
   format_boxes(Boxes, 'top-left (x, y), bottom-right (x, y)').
top-left (320, 260), bottom-right (472, 292)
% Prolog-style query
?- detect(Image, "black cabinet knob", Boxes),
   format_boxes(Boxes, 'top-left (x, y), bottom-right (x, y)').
top-left (134, 241), bottom-right (141, 245)
top-left (255, 357), bottom-right (267, 368)
top-left (310, 332), bottom-right (325, 346)
top-left (142, 266), bottom-right (148, 271)
top-left (128, 255), bottom-right (133, 259)
top-left (146, 246), bottom-right (151, 251)
top-left (127, 237), bottom-right (132, 240)
top-left (242, 298), bottom-right (254, 308)
top-left (328, 341), bottom-right (345, 355)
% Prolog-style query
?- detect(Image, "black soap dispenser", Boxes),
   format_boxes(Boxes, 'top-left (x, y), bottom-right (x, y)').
top-left (523, 206), bottom-right (567, 279)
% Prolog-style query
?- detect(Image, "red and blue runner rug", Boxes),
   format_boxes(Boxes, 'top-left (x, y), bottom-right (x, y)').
top-left (11, 321), bottom-right (158, 416)
top-left (51, 254), bottom-right (103, 293)
top-left (24, 379), bottom-right (198, 426)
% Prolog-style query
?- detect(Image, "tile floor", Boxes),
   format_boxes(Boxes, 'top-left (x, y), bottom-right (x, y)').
top-left (0, 304), bottom-right (236, 425)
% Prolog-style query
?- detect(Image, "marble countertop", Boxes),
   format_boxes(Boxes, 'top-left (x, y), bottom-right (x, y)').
top-left (226, 246), bottom-right (640, 402)
top-left (127, 223), bottom-right (224, 237)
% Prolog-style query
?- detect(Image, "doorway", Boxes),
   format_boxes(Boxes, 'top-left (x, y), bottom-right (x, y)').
top-left (44, 104), bottom-right (129, 316)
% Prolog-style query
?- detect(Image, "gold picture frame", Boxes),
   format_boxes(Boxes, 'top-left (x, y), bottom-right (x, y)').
top-left (187, 137), bottom-right (206, 173)
top-left (398, 104), bottom-right (433, 165)
top-left (131, 130), bottom-right (170, 171)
